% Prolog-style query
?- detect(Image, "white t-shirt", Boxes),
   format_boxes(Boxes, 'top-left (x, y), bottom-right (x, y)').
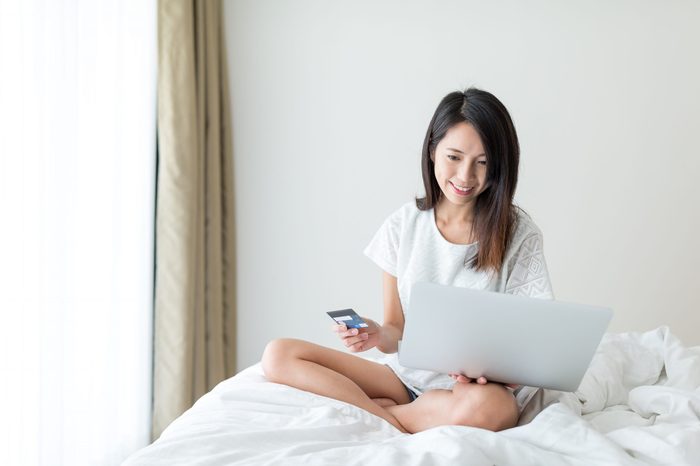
top-left (363, 201), bottom-right (555, 408)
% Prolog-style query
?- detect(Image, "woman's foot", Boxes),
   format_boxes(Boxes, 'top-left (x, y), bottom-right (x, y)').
top-left (386, 383), bottom-right (518, 433)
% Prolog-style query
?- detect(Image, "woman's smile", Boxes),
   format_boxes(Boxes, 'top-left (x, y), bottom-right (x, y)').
top-left (449, 181), bottom-right (474, 196)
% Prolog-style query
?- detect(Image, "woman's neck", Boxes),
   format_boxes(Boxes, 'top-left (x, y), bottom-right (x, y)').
top-left (435, 199), bottom-right (475, 226)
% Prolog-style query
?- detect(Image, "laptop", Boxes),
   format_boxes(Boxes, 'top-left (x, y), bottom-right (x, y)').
top-left (398, 282), bottom-right (612, 392)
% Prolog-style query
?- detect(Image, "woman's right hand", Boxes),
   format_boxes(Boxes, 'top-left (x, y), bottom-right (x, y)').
top-left (332, 317), bottom-right (381, 353)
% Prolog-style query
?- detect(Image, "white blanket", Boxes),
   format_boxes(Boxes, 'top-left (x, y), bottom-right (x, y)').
top-left (124, 327), bottom-right (700, 465)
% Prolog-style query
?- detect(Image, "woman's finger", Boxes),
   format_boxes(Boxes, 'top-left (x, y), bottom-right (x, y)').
top-left (333, 324), bottom-right (362, 338)
top-left (477, 376), bottom-right (487, 384)
top-left (348, 335), bottom-right (371, 352)
top-left (348, 342), bottom-right (364, 352)
top-left (343, 333), bottom-right (369, 347)
top-left (449, 373), bottom-right (472, 383)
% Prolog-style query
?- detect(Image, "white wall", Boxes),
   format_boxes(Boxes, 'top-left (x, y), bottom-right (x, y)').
top-left (224, 0), bottom-right (700, 370)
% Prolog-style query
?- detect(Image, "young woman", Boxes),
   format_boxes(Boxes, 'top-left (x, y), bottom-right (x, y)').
top-left (262, 88), bottom-right (554, 434)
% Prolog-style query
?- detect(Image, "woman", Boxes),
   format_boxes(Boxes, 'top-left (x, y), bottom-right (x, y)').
top-left (262, 88), bottom-right (554, 434)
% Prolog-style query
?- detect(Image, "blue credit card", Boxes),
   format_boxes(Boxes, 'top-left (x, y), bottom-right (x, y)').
top-left (327, 309), bottom-right (368, 329)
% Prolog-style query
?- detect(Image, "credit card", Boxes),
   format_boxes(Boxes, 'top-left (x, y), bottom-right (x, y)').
top-left (327, 308), bottom-right (368, 329)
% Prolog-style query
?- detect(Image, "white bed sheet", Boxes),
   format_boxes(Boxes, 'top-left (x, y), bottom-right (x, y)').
top-left (124, 327), bottom-right (700, 465)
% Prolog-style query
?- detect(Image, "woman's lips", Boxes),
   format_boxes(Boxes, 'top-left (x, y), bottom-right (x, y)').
top-left (450, 182), bottom-right (474, 196)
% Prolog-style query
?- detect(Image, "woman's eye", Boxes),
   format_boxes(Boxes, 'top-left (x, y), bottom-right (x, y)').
top-left (477, 160), bottom-right (487, 166)
top-left (447, 155), bottom-right (459, 161)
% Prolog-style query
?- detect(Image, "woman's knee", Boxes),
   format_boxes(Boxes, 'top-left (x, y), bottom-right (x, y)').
top-left (261, 338), bottom-right (303, 382)
top-left (450, 383), bottom-right (518, 432)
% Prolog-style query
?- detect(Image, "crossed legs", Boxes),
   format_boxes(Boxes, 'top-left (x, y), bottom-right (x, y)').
top-left (386, 381), bottom-right (519, 432)
top-left (262, 338), bottom-right (410, 431)
top-left (262, 338), bottom-right (519, 434)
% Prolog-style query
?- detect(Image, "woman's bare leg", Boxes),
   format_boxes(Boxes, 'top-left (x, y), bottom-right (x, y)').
top-left (371, 398), bottom-right (398, 408)
top-left (262, 338), bottom-right (411, 432)
top-left (386, 382), bottom-right (518, 433)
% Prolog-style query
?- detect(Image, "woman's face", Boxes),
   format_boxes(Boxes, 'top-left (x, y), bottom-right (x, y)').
top-left (431, 122), bottom-right (489, 209)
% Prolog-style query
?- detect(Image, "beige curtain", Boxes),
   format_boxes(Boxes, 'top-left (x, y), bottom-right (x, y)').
top-left (153, 0), bottom-right (237, 440)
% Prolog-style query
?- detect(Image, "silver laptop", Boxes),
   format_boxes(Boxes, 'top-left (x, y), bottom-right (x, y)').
top-left (398, 282), bottom-right (612, 392)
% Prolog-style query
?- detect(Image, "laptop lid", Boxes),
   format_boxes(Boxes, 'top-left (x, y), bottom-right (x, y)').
top-left (398, 282), bottom-right (612, 392)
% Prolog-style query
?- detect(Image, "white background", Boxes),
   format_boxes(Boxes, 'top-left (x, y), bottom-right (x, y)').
top-left (223, 0), bottom-right (700, 371)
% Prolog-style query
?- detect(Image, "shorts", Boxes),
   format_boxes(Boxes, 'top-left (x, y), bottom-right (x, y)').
top-left (403, 383), bottom-right (419, 402)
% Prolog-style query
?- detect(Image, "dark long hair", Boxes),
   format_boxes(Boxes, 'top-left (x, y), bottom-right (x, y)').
top-left (416, 88), bottom-right (520, 274)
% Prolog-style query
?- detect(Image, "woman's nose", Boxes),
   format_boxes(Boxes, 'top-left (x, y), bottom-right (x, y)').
top-left (458, 162), bottom-right (473, 183)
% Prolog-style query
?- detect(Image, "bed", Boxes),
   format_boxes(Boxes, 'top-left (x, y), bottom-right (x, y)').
top-left (124, 327), bottom-right (700, 465)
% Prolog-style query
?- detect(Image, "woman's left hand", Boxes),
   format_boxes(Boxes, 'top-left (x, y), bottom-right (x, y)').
top-left (449, 373), bottom-right (519, 389)
top-left (448, 373), bottom-right (477, 384)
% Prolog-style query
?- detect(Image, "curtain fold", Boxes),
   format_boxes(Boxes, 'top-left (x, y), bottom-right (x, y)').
top-left (153, 0), bottom-right (236, 440)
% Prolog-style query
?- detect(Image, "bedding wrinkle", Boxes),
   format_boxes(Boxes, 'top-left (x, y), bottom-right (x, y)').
top-left (124, 327), bottom-right (700, 466)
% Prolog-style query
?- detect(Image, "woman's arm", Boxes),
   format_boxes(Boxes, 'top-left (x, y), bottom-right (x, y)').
top-left (377, 271), bottom-right (404, 353)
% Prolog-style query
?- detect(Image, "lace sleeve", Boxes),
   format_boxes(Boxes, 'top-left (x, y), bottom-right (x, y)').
top-left (363, 212), bottom-right (400, 277)
top-left (505, 232), bottom-right (554, 300)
